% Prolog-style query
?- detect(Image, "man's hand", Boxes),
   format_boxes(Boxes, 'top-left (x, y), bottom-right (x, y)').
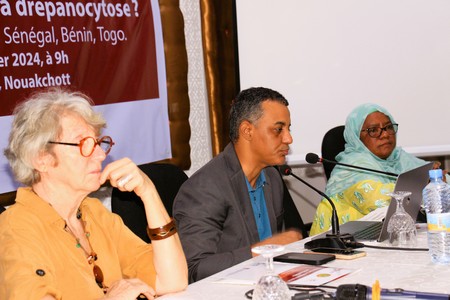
top-left (251, 229), bottom-right (302, 257)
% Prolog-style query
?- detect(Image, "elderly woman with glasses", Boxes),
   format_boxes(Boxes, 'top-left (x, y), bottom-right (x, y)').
top-left (0, 88), bottom-right (188, 299)
top-left (310, 103), bottom-right (432, 235)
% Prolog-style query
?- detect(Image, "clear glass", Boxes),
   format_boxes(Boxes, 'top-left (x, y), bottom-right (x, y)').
top-left (251, 245), bottom-right (290, 300)
top-left (387, 191), bottom-right (417, 247)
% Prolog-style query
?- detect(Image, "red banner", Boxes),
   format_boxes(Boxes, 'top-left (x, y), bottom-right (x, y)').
top-left (0, 0), bottom-right (170, 194)
top-left (0, 0), bottom-right (159, 116)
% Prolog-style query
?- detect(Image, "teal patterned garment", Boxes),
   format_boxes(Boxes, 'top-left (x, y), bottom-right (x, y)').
top-left (310, 103), bottom-right (428, 235)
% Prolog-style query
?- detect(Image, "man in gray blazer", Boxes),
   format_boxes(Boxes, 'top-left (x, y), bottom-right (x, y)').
top-left (173, 87), bottom-right (303, 283)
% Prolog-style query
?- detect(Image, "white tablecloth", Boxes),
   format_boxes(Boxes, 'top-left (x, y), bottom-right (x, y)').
top-left (159, 226), bottom-right (450, 299)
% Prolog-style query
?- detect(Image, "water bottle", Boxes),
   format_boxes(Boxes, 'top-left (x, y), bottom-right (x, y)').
top-left (422, 169), bottom-right (450, 264)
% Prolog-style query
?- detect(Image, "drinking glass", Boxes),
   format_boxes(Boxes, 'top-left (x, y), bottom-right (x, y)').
top-left (387, 191), bottom-right (417, 247)
top-left (251, 244), bottom-right (290, 300)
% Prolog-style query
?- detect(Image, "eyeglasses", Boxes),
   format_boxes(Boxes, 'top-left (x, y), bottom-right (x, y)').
top-left (49, 136), bottom-right (115, 157)
top-left (361, 123), bottom-right (398, 138)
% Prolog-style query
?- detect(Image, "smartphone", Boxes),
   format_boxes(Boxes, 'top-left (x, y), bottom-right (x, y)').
top-left (273, 252), bottom-right (336, 265)
top-left (304, 249), bottom-right (366, 260)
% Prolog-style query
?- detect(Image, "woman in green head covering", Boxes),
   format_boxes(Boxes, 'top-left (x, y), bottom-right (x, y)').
top-left (310, 103), bottom-right (428, 235)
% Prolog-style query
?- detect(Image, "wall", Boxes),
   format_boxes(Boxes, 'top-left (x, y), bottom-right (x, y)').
top-left (236, 0), bottom-right (450, 164)
top-left (179, 1), bottom-right (213, 176)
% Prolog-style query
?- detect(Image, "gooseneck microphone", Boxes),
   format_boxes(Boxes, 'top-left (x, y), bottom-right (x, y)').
top-left (336, 283), bottom-right (450, 299)
top-left (278, 165), bottom-right (340, 236)
top-left (305, 153), bottom-right (398, 178)
top-left (278, 165), bottom-right (357, 253)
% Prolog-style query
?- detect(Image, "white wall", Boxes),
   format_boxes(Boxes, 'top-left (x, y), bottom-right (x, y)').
top-left (236, 0), bottom-right (450, 164)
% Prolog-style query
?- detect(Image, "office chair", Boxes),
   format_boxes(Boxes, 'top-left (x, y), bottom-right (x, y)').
top-left (0, 190), bottom-right (16, 214)
top-left (321, 125), bottom-right (346, 180)
top-left (111, 163), bottom-right (188, 243)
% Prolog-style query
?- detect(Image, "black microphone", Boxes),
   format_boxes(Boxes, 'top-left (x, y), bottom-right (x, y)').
top-left (335, 283), bottom-right (450, 299)
top-left (305, 153), bottom-right (398, 178)
top-left (278, 165), bottom-right (357, 253)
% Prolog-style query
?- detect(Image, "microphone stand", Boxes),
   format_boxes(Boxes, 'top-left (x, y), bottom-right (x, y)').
top-left (288, 172), bottom-right (340, 235)
top-left (321, 157), bottom-right (398, 178)
top-left (305, 152), bottom-right (398, 178)
top-left (278, 166), bottom-right (357, 253)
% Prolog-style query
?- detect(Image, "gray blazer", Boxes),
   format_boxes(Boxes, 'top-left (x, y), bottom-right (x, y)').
top-left (173, 143), bottom-right (285, 282)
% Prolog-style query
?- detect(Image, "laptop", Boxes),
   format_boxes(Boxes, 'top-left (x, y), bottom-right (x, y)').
top-left (314, 162), bottom-right (434, 242)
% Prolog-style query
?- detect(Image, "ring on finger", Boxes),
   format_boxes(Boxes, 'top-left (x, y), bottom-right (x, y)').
top-left (117, 174), bottom-right (133, 188)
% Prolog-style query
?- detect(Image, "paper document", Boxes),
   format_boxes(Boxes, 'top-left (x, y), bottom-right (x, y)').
top-left (213, 261), bottom-right (353, 286)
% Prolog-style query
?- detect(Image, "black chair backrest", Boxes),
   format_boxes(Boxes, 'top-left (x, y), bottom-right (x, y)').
top-left (0, 190), bottom-right (16, 214)
top-left (321, 125), bottom-right (346, 180)
top-left (111, 163), bottom-right (188, 242)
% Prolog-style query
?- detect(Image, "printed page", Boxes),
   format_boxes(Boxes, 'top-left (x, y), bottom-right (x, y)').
top-left (213, 261), bottom-right (353, 286)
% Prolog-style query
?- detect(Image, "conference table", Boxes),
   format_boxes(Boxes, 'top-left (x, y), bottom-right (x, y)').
top-left (159, 225), bottom-right (450, 299)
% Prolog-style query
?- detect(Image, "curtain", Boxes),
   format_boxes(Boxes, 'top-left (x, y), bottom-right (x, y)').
top-left (200, 0), bottom-right (240, 156)
top-left (159, 0), bottom-right (191, 169)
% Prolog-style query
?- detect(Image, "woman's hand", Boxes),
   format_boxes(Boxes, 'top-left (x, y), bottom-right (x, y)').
top-left (102, 278), bottom-right (156, 300)
top-left (100, 158), bottom-right (155, 198)
top-left (100, 159), bottom-right (188, 294)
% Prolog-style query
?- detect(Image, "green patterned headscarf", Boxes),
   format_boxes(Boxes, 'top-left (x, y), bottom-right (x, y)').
top-left (325, 103), bottom-right (427, 196)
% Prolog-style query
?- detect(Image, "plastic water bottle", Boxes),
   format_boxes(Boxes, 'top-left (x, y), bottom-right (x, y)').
top-left (422, 169), bottom-right (450, 264)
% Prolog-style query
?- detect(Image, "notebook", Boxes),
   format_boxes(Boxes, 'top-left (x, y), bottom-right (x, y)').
top-left (314, 162), bottom-right (434, 242)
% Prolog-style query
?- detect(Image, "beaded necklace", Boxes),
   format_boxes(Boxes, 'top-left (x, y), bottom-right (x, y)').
top-left (64, 208), bottom-right (107, 292)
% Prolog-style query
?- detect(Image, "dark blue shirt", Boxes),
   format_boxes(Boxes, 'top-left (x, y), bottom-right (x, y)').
top-left (246, 171), bottom-right (272, 241)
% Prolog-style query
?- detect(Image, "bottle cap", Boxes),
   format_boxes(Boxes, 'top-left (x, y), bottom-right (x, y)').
top-left (429, 169), bottom-right (442, 179)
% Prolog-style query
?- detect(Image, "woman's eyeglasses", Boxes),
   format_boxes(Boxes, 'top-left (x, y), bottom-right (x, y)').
top-left (49, 136), bottom-right (115, 157)
top-left (361, 124), bottom-right (398, 138)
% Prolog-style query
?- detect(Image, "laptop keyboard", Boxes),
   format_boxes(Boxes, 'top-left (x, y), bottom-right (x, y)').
top-left (353, 222), bottom-right (383, 240)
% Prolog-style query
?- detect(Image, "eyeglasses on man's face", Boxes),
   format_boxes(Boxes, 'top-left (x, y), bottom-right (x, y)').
top-left (361, 123), bottom-right (398, 138)
top-left (49, 136), bottom-right (115, 157)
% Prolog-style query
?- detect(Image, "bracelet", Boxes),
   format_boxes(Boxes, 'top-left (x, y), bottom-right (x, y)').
top-left (146, 218), bottom-right (177, 241)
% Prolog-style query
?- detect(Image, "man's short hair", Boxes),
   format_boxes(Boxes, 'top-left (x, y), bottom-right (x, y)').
top-left (229, 87), bottom-right (288, 143)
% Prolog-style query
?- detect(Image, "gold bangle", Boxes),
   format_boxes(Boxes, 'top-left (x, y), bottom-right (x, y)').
top-left (146, 218), bottom-right (177, 241)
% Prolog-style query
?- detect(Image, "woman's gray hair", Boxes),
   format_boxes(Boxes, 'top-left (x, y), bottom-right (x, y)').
top-left (4, 87), bottom-right (106, 186)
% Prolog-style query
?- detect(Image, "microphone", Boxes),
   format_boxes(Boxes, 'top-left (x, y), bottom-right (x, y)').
top-left (278, 165), bottom-right (357, 253)
top-left (336, 283), bottom-right (450, 300)
top-left (305, 153), bottom-right (398, 178)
